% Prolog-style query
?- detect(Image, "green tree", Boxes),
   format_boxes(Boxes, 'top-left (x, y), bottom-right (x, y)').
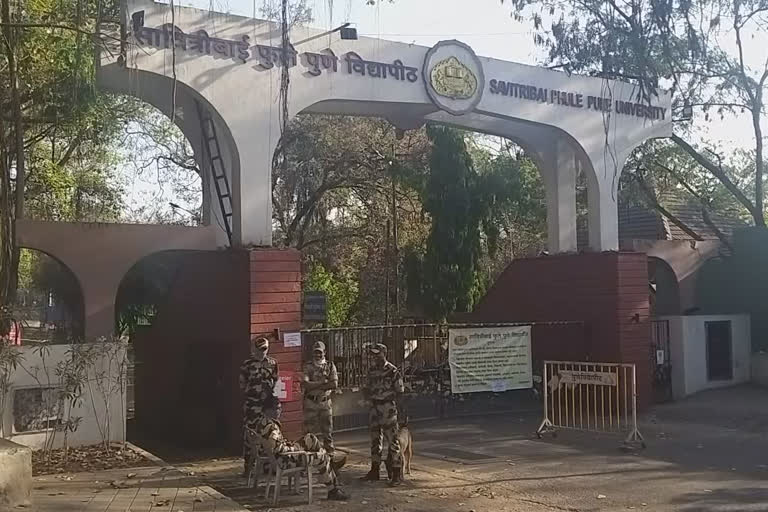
top-left (406, 128), bottom-right (547, 321)
top-left (273, 114), bottom-right (431, 324)
top-left (503, 0), bottom-right (768, 227)
top-left (304, 261), bottom-right (359, 327)
top-left (1, 0), bottom-right (124, 316)
top-left (470, 138), bottom-right (546, 266)
top-left (275, 115), bottom-right (548, 324)
top-left (416, 126), bottom-right (489, 320)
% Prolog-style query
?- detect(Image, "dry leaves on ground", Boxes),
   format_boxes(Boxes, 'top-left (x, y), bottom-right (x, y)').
top-left (33, 444), bottom-right (149, 476)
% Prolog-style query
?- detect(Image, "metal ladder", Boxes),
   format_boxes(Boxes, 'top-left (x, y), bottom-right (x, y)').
top-left (196, 101), bottom-right (233, 245)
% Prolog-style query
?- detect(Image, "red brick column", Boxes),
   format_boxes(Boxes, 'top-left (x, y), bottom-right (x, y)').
top-left (470, 252), bottom-right (652, 410)
top-left (249, 248), bottom-right (304, 439)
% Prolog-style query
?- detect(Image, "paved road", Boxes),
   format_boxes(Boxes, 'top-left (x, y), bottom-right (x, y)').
top-left (229, 385), bottom-right (768, 511)
top-left (43, 385), bottom-right (767, 511)
top-left (333, 409), bottom-right (768, 511)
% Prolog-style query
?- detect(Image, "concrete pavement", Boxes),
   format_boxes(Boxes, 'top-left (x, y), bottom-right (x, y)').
top-left (25, 385), bottom-right (768, 511)
top-left (30, 465), bottom-right (246, 512)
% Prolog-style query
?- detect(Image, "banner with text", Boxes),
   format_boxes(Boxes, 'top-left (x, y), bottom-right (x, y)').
top-left (449, 326), bottom-right (532, 394)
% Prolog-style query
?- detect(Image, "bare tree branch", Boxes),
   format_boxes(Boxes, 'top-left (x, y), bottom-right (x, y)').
top-left (633, 170), bottom-right (705, 241)
top-left (671, 133), bottom-right (762, 223)
top-left (701, 207), bottom-right (734, 250)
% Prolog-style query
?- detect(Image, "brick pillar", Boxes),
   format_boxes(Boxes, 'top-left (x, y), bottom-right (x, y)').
top-left (249, 248), bottom-right (304, 440)
top-left (470, 252), bottom-right (652, 410)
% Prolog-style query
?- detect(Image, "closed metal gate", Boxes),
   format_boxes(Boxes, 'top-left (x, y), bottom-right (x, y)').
top-left (301, 322), bottom-right (583, 430)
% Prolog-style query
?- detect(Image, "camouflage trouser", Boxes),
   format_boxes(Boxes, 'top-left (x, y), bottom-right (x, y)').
top-left (369, 400), bottom-right (401, 468)
top-left (242, 400), bottom-right (281, 470)
top-left (275, 446), bottom-right (337, 486)
top-left (303, 399), bottom-right (334, 454)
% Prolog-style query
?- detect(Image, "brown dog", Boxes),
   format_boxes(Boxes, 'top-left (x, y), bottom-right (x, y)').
top-left (385, 418), bottom-right (413, 479)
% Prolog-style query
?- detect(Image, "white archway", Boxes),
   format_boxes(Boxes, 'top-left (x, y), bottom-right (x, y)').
top-left (102, 0), bottom-right (672, 251)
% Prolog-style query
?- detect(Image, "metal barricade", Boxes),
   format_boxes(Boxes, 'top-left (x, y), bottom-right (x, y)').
top-left (537, 360), bottom-right (645, 447)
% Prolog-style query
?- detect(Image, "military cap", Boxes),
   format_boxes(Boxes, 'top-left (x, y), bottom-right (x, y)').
top-left (312, 341), bottom-right (326, 352)
top-left (368, 343), bottom-right (387, 355)
top-left (252, 336), bottom-right (269, 349)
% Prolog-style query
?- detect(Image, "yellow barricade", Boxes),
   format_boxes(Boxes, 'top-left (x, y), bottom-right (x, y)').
top-left (537, 360), bottom-right (645, 447)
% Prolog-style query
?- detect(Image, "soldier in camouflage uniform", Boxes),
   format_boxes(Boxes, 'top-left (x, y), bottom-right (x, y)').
top-left (239, 335), bottom-right (280, 477)
top-left (302, 341), bottom-right (338, 454)
top-left (245, 396), bottom-right (349, 501)
top-left (361, 343), bottom-right (405, 486)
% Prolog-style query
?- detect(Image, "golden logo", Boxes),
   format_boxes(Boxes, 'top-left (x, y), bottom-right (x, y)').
top-left (429, 56), bottom-right (477, 100)
top-left (454, 335), bottom-right (469, 346)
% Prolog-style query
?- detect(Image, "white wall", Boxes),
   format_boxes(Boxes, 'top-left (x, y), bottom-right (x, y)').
top-left (663, 315), bottom-right (751, 400)
top-left (751, 352), bottom-right (768, 387)
top-left (1, 344), bottom-right (127, 450)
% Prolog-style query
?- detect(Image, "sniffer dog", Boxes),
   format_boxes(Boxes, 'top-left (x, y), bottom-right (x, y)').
top-left (385, 417), bottom-right (413, 479)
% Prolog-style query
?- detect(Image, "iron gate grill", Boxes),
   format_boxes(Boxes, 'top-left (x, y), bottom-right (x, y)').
top-left (301, 324), bottom-right (445, 390)
top-left (300, 322), bottom-right (585, 430)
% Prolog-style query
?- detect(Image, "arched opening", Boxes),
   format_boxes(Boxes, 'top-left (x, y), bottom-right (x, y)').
top-left (16, 89), bottom-right (206, 231)
top-left (116, 249), bottom-right (247, 456)
top-left (272, 113), bottom-right (548, 325)
top-left (97, 65), bottom-right (240, 246)
top-left (10, 248), bottom-right (85, 344)
top-left (114, 249), bottom-right (192, 445)
top-left (114, 99), bottom-right (204, 227)
top-left (649, 256), bottom-right (681, 317)
top-left (115, 250), bottom-right (188, 338)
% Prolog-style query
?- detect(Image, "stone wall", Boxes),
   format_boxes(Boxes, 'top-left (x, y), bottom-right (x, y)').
top-left (0, 439), bottom-right (31, 510)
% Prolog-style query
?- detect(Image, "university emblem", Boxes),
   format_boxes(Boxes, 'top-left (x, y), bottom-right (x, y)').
top-left (453, 335), bottom-right (469, 346)
top-left (429, 57), bottom-right (477, 100)
top-left (423, 40), bottom-right (485, 116)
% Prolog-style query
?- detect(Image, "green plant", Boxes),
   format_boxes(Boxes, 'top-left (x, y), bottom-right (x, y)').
top-left (0, 341), bottom-right (23, 438)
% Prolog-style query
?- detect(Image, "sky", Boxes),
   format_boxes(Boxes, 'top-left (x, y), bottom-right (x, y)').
top-left (194, 0), bottom-right (543, 63)
top-left (154, 0), bottom-right (763, 150)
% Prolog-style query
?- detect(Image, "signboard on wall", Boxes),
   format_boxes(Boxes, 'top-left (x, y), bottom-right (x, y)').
top-left (274, 371), bottom-right (294, 402)
top-left (303, 292), bottom-right (327, 323)
top-left (448, 326), bottom-right (532, 394)
top-left (283, 331), bottom-right (301, 348)
top-left (557, 370), bottom-right (617, 387)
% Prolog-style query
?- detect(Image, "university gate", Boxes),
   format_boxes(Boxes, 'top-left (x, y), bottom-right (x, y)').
top-left (300, 322), bottom-right (588, 430)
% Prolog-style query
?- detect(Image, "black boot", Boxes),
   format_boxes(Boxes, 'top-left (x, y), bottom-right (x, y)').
top-left (388, 466), bottom-right (402, 487)
top-left (361, 462), bottom-right (380, 481)
top-left (327, 487), bottom-right (349, 501)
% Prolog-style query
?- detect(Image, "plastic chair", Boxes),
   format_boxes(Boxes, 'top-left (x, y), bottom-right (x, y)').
top-left (246, 454), bottom-right (270, 490)
top-left (244, 427), bottom-right (316, 505)
top-left (263, 450), bottom-right (314, 505)
top-left (245, 428), bottom-right (283, 494)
